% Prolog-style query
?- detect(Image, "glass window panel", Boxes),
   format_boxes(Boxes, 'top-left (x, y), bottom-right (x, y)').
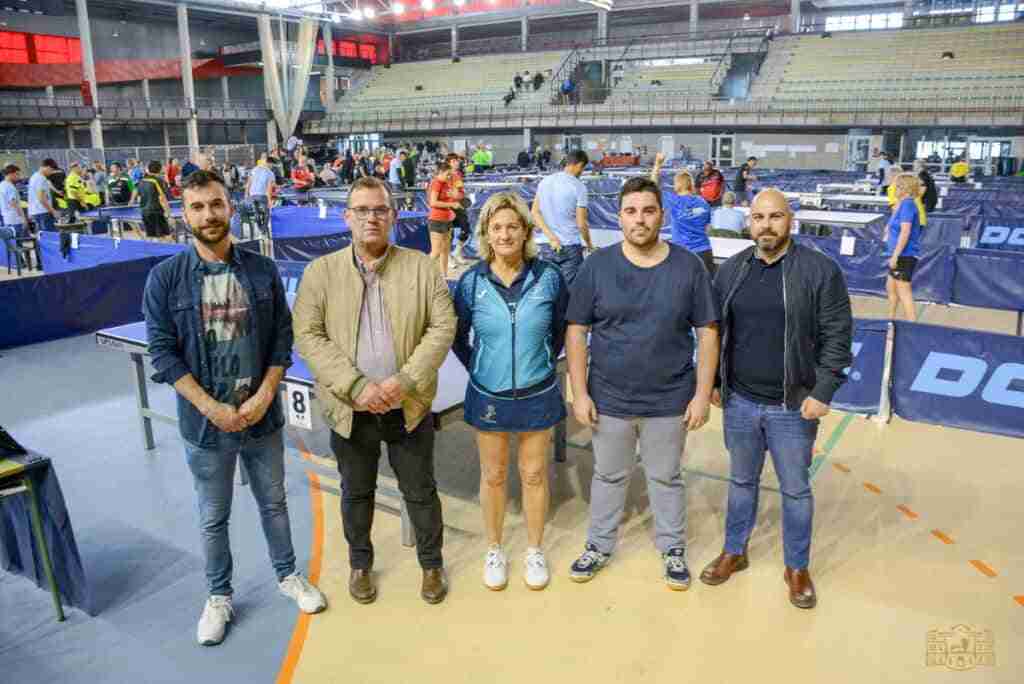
top-left (888, 12), bottom-right (904, 27)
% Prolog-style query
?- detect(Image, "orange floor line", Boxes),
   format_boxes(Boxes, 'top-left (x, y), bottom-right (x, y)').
top-left (1014, 596), bottom-right (1024, 607)
top-left (969, 560), bottom-right (997, 578)
top-left (895, 504), bottom-right (919, 520)
top-left (863, 482), bottom-right (882, 494)
top-left (832, 462), bottom-right (851, 473)
top-left (274, 471), bottom-right (325, 684)
top-left (931, 530), bottom-right (955, 545)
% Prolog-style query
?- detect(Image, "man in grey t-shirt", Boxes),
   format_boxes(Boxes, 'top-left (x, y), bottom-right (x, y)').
top-left (530, 150), bottom-right (593, 286)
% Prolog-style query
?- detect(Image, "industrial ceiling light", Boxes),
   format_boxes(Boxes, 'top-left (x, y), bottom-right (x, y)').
top-left (453, 0), bottom-right (465, 5)
top-left (421, 0), bottom-right (434, 10)
top-left (363, 6), bottom-right (375, 19)
top-left (578, 0), bottom-right (613, 10)
top-left (349, 8), bottom-right (363, 20)
top-left (392, 2), bottom-right (405, 14)
top-left (330, 11), bottom-right (341, 22)
top-left (743, 13), bottom-right (750, 21)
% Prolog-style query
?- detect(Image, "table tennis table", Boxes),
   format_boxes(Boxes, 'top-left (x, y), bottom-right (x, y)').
top-left (96, 318), bottom-right (567, 546)
top-left (81, 204), bottom-right (187, 241)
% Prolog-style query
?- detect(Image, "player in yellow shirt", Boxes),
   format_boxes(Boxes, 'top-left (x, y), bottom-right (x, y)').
top-left (949, 158), bottom-right (970, 183)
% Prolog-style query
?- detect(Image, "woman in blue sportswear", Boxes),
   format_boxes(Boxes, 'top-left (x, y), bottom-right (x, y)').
top-left (650, 153), bottom-right (715, 274)
top-left (453, 191), bottom-right (568, 593)
top-left (884, 172), bottom-right (923, 321)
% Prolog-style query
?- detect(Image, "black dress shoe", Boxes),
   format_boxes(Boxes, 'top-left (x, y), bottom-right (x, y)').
top-left (421, 568), bottom-right (448, 604)
top-left (349, 568), bottom-right (377, 604)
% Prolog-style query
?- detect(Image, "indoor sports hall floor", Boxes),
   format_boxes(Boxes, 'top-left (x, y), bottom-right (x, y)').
top-left (1, 296), bottom-right (1020, 683)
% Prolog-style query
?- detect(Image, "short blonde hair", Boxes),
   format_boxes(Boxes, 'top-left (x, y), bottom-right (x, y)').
top-left (474, 191), bottom-right (538, 263)
top-left (674, 170), bottom-right (695, 194)
top-left (893, 172), bottom-right (922, 199)
top-left (722, 191), bottom-right (736, 206)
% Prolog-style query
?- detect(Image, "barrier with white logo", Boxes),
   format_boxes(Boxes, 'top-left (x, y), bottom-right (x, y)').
top-left (889, 321), bottom-right (1024, 439)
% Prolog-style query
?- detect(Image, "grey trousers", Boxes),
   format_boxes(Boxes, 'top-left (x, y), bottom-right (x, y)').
top-left (587, 414), bottom-right (688, 555)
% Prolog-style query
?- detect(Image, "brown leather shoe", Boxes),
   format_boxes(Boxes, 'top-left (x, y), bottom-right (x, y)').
top-left (699, 551), bottom-right (749, 586)
top-left (349, 569), bottom-right (377, 604)
top-left (784, 567), bottom-right (817, 609)
top-left (421, 568), bottom-right (448, 604)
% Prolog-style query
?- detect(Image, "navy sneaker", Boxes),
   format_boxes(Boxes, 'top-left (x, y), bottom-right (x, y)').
top-left (569, 543), bottom-right (610, 583)
top-left (663, 547), bottom-right (691, 591)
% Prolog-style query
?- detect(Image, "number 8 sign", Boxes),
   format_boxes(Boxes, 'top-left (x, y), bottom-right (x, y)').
top-left (285, 383), bottom-right (312, 430)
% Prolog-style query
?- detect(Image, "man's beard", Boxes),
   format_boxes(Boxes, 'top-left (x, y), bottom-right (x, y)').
top-left (191, 221), bottom-right (230, 245)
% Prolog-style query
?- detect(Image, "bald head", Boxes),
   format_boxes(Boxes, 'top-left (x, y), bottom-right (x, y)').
top-left (749, 187), bottom-right (793, 259)
top-left (750, 188), bottom-right (791, 217)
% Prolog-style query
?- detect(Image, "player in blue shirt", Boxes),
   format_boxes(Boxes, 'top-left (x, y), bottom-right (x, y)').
top-left (651, 152), bottom-right (714, 274)
top-left (884, 173), bottom-right (923, 321)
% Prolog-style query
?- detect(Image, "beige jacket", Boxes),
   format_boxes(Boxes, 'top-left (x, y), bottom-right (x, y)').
top-left (292, 244), bottom-right (456, 438)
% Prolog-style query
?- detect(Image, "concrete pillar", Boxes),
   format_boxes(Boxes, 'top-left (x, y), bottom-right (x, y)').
top-left (67, 125), bottom-right (76, 149)
top-left (521, 16), bottom-right (529, 51)
top-left (163, 123), bottom-right (171, 152)
top-left (791, 0), bottom-right (801, 33)
top-left (74, 0), bottom-right (104, 149)
top-left (278, 15), bottom-right (289, 110)
top-left (45, 85), bottom-right (55, 105)
top-left (141, 78), bottom-right (151, 106)
top-left (451, 25), bottom-right (458, 57)
top-left (221, 76), bottom-right (231, 104)
top-left (323, 22), bottom-right (336, 106)
top-left (263, 65), bottom-right (279, 148)
top-left (523, 128), bottom-right (532, 151)
top-left (597, 11), bottom-right (608, 43)
top-left (388, 33), bottom-right (395, 62)
top-left (690, 0), bottom-right (699, 37)
top-left (177, 4), bottom-right (200, 159)
top-left (904, 0), bottom-right (914, 18)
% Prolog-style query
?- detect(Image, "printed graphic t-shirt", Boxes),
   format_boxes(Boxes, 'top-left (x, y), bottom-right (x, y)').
top-left (201, 262), bottom-right (257, 407)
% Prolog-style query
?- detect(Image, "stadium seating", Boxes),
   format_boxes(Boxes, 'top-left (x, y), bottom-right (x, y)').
top-left (335, 50), bottom-right (567, 112)
top-left (605, 57), bottom-right (728, 103)
top-left (751, 23), bottom-right (1024, 103)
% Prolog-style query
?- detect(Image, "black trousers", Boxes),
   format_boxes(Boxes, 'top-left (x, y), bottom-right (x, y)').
top-left (330, 410), bottom-right (444, 570)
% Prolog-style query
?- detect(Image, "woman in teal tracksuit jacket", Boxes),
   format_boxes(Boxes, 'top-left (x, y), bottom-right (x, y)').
top-left (452, 191), bottom-right (568, 591)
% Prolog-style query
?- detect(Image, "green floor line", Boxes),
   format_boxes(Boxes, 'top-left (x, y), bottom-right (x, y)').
top-left (809, 412), bottom-right (855, 479)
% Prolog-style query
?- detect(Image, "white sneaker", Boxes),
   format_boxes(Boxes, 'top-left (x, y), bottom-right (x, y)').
top-left (279, 572), bottom-right (328, 614)
top-left (197, 595), bottom-right (233, 646)
top-left (483, 546), bottom-right (509, 591)
top-left (524, 548), bottom-right (550, 590)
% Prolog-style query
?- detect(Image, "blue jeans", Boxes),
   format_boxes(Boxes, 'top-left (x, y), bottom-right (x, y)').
top-left (538, 243), bottom-right (584, 287)
top-left (31, 213), bottom-right (55, 233)
top-left (184, 428), bottom-right (296, 596)
top-left (722, 392), bottom-right (818, 569)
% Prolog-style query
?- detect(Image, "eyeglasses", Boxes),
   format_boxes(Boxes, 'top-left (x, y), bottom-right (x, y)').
top-left (349, 206), bottom-right (392, 220)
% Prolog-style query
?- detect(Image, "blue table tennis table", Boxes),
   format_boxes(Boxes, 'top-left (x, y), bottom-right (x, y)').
top-left (81, 203), bottom-right (187, 241)
top-left (96, 319), bottom-right (567, 546)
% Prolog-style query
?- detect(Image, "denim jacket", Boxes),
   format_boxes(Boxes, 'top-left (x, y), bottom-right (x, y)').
top-left (142, 246), bottom-right (293, 447)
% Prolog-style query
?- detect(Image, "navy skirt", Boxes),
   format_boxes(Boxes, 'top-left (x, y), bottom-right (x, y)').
top-left (464, 378), bottom-right (566, 433)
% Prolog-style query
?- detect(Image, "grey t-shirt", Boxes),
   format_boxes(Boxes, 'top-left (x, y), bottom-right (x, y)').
top-left (200, 262), bottom-right (258, 407)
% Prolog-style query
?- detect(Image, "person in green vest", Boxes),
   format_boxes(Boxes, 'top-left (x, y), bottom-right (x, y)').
top-left (472, 145), bottom-right (490, 171)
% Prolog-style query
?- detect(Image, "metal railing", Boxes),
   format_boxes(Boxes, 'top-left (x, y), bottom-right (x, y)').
top-left (1, 145), bottom-right (266, 172)
top-left (1, 93), bottom-right (273, 112)
top-left (308, 90), bottom-right (1024, 133)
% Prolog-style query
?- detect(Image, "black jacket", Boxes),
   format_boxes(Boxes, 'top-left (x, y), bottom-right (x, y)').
top-left (919, 170), bottom-right (938, 213)
top-left (712, 242), bottom-right (853, 409)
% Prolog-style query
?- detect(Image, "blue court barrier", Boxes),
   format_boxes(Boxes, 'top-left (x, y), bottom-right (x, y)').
top-left (793, 235), bottom-right (955, 304)
top-left (973, 205), bottom-right (1024, 253)
top-left (832, 318), bottom-right (888, 414)
top-left (275, 259), bottom-right (309, 295)
top-left (36, 231), bottom-right (185, 273)
top-left (951, 248), bottom-right (1024, 312)
top-left (269, 206), bottom-right (429, 261)
top-left (0, 256), bottom-right (164, 349)
top-left (890, 321), bottom-right (1024, 439)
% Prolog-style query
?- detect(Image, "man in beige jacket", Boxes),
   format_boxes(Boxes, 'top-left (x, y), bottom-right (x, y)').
top-left (293, 177), bottom-right (456, 605)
